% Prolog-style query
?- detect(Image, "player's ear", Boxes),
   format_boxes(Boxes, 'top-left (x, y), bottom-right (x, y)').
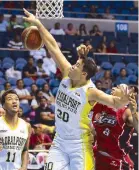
top-left (82, 71), bottom-right (87, 78)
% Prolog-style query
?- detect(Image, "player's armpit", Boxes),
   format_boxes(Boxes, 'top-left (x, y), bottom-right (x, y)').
top-left (88, 88), bottom-right (128, 109)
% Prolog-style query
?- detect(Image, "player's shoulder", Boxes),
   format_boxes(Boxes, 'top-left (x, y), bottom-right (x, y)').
top-left (0, 116), bottom-right (5, 122)
top-left (19, 118), bottom-right (29, 127)
top-left (19, 118), bottom-right (31, 133)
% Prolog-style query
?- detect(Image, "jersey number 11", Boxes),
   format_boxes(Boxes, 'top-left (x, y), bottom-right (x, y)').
top-left (6, 152), bottom-right (16, 162)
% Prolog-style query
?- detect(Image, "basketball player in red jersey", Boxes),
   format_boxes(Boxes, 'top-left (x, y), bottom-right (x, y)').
top-left (92, 84), bottom-right (138, 170)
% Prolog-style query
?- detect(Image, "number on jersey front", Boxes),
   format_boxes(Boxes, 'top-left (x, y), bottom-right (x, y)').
top-left (103, 128), bottom-right (110, 136)
top-left (57, 109), bottom-right (69, 122)
top-left (45, 162), bottom-right (53, 170)
top-left (6, 152), bottom-right (16, 162)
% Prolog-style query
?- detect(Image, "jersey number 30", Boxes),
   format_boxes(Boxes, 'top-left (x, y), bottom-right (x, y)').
top-left (57, 109), bottom-right (69, 122)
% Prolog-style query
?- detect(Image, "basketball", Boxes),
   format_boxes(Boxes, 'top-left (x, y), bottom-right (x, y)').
top-left (21, 26), bottom-right (44, 50)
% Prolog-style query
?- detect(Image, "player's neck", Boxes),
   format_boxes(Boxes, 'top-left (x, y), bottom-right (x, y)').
top-left (71, 79), bottom-right (87, 88)
top-left (4, 113), bottom-right (19, 128)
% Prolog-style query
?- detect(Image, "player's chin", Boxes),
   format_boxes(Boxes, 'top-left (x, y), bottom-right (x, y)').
top-left (11, 108), bottom-right (19, 113)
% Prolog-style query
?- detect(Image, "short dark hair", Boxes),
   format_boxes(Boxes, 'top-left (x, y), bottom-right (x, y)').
top-left (4, 82), bottom-right (11, 88)
top-left (1, 89), bottom-right (19, 106)
top-left (16, 79), bottom-right (23, 85)
top-left (37, 59), bottom-right (43, 64)
top-left (81, 57), bottom-right (97, 80)
top-left (120, 68), bottom-right (126, 72)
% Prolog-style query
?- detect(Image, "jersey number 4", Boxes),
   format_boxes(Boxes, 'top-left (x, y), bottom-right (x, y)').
top-left (57, 109), bottom-right (69, 122)
top-left (6, 152), bottom-right (16, 162)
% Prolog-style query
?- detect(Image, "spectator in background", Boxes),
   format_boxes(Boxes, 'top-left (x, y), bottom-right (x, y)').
top-left (95, 80), bottom-right (103, 91)
top-left (22, 56), bottom-right (37, 80)
top-left (87, 5), bottom-right (98, 19)
top-left (0, 107), bottom-right (5, 117)
top-left (4, 1), bottom-right (15, 8)
top-left (115, 68), bottom-right (129, 85)
top-left (27, 1), bottom-right (36, 10)
top-left (96, 41), bottom-right (107, 53)
top-left (5, 66), bottom-right (22, 80)
top-left (35, 97), bottom-right (55, 126)
top-left (0, 14), bottom-right (8, 32)
top-left (0, 82), bottom-right (11, 97)
top-left (65, 23), bottom-right (78, 35)
top-left (7, 34), bottom-right (24, 49)
top-left (7, 15), bottom-right (17, 31)
top-left (30, 125), bottom-right (52, 150)
top-left (36, 59), bottom-right (48, 78)
top-left (30, 83), bottom-right (38, 97)
top-left (18, 107), bottom-right (24, 118)
top-left (42, 83), bottom-right (55, 103)
top-left (16, 1), bottom-right (24, 9)
top-left (31, 90), bottom-right (44, 109)
top-left (90, 25), bottom-right (103, 36)
top-left (50, 22), bottom-right (65, 35)
top-left (100, 70), bottom-right (112, 90)
top-left (43, 51), bottom-right (57, 76)
top-left (78, 24), bottom-right (88, 36)
top-left (8, 14), bottom-right (24, 33)
top-left (15, 79), bottom-right (33, 104)
top-left (107, 41), bottom-right (118, 53)
top-left (30, 45), bottom-right (47, 61)
top-left (103, 7), bottom-right (115, 20)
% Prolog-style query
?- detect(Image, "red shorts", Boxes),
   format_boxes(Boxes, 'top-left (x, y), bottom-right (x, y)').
top-left (94, 151), bottom-right (134, 170)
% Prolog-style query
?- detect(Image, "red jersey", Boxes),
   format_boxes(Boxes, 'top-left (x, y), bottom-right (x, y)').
top-left (92, 103), bottom-right (134, 159)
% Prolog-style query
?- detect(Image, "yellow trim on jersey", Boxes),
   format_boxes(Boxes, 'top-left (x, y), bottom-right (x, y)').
top-left (80, 93), bottom-right (96, 169)
top-left (69, 79), bottom-right (91, 91)
top-left (80, 100), bottom-right (96, 142)
top-left (2, 116), bottom-right (20, 130)
top-left (82, 142), bottom-right (95, 170)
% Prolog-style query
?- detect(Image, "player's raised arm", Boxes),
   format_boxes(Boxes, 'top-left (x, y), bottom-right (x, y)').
top-left (23, 8), bottom-right (71, 77)
top-left (88, 87), bottom-right (132, 109)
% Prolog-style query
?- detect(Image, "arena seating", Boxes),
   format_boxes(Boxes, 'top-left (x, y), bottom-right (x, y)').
top-left (0, 1), bottom-right (138, 20)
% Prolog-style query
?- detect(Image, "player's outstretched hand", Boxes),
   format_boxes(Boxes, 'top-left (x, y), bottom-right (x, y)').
top-left (121, 86), bottom-right (135, 103)
top-left (77, 44), bottom-right (93, 58)
top-left (129, 93), bottom-right (137, 114)
top-left (23, 8), bottom-right (40, 26)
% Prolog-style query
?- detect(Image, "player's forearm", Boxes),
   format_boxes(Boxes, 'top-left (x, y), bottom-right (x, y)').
top-left (90, 89), bottom-right (127, 109)
top-left (21, 151), bottom-right (28, 169)
top-left (132, 112), bottom-right (138, 132)
top-left (112, 96), bottom-right (128, 109)
top-left (36, 21), bottom-right (71, 74)
top-left (36, 22), bottom-right (61, 56)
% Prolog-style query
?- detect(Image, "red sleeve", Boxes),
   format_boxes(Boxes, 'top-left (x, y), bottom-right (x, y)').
top-left (29, 135), bottom-right (37, 149)
top-left (44, 134), bottom-right (52, 143)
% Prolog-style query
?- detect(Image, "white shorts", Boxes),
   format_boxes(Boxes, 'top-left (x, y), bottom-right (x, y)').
top-left (45, 136), bottom-right (94, 170)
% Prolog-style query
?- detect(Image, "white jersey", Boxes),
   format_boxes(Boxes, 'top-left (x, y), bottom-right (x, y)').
top-left (0, 117), bottom-right (28, 170)
top-left (55, 77), bottom-right (96, 142)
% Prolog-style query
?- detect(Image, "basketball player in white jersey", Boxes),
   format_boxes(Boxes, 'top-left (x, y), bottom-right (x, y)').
top-left (23, 9), bottom-right (133, 170)
top-left (0, 90), bottom-right (31, 170)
